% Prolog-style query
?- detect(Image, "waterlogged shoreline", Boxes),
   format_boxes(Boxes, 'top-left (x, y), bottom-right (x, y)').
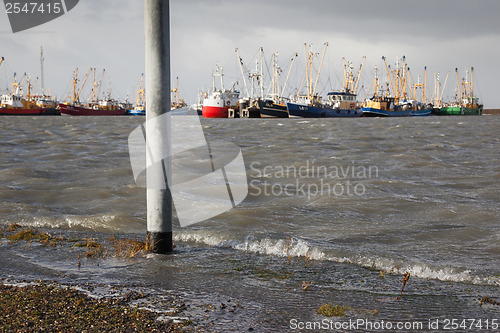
top-left (1, 224), bottom-right (500, 332)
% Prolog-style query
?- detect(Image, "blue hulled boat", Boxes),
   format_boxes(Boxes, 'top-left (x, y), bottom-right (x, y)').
top-left (362, 96), bottom-right (410, 117)
top-left (362, 96), bottom-right (432, 117)
top-left (287, 102), bottom-right (361, 117)
top-left (410, 107), bottom-right (432, 116)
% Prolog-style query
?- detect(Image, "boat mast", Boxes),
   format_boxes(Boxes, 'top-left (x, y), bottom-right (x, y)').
top-left (171, 76), bottom-right (180, 106)
top-left (212, 64), bottom-right (224, 92)
top-left (26, 75), bottom-right (32, 101)
top-left (439, 71), bottom-right (450, 106)
top-left (280, 52), bottom-right (298, 101)
top-left (470, 67), bottom-right (474, 100)
top-left (71, 68), bottom-right (78, 103)
top-left (176, 76), bottom-right (180, 105)
top-left (304, 43), bottom-right (317, 100)
top-left (89, 68), bottom-right (97, 103)
top-left (402, 57), bottom-right (409, 100)
top-left (434, 72), bottom-right (439, 106)
top-left (354, 56), bottom-right (366, 95)
top-left (343, 59), bottom-right (354, 93)
top-left (212, 66), bottom-right (216, 92)
top-left (96, 69), bottom-right (105, 102)
top-left (406, 67), bottom-right (414, 100)
top-left (455, 68), bottom-right (461, 104)
top-left (219, 65), bottom-right (224, 92)
top-left (424, 66), bottom-right (427, 103)
top-left (11, 73), bottom-right (18, 95)
top-left (312, 42), bottom-right (328, 100)
top-left (270, 52), bottom-right (280, 102)
top-left (382, 57), bottom-right (395, 99)
top-left (20, 73), bottom-right (27, 96)
top-left (470, 67), bottom-right (474, 103)
top-left (304, 43), bottom-right (310, 99)
top-left (342, 57), bottom-right (347, 92)
top-left (40, 47), bottom-right (45, 96)
top-left (396, 57), bottom-right (402, 100)
top-left (260, 47), bottom-right (264, 99)
top-left (235, 48), bottom-right (249, 97)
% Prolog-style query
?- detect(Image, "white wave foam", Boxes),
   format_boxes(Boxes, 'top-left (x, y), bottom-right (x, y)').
top-left (25, 214), bottom-right (137, 233)
top-left (175, 230), bottom-right (500, 287)
top-left (235, 237), bottom-right (327, 261)
top-left (175, 230), bottom-right (325, 260)
top-left (174, 230), bottom-right (235, 247)
top-left (349, 256), bottom-right (500, 287)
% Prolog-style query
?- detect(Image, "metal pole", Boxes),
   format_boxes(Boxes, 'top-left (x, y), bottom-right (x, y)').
top-left (145, 0), bottom-right (172, 253)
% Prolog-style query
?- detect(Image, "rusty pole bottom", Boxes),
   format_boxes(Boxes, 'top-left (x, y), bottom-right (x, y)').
top-left (147, 231), bottom-right (173, 254)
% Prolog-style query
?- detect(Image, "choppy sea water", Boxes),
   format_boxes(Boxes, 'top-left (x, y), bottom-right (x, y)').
top-left (1, 115), bottom-right (499, 332)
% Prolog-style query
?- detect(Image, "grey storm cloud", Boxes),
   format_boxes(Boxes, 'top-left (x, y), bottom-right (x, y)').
top-left (1, 0), bottom-right (499, 107)
top-left (173, 0), bottom-right (500, 40)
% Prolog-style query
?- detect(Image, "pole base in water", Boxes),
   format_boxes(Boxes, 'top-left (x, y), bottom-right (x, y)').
top-left (147, 231), bottom-right (173, 254)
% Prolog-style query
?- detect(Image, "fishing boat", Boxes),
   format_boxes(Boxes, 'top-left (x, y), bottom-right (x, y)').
top-left (287, 97), bottom-right (362, 117)
top-left (362, 96), bottom-right (411, 117)
top-left (59, 101), bottom-right (127, 116)
top-left (171, 76), bottom-right (188, 111)
top-left (59, 68), bottom-right (127, 116)
top-left (287, 43), bottom-right (362, 118)
top-left (440, 103), bottom-right (482, 116)
top-left (234, 47), bottom-right (265, 118)
top-left (0, 57), bottom-right (58, 116)
top-left (256, 51), bottom-right (297, 118)
top-left (363, 98), bottom-right (432, 117)
top-left (192, 90), bottom-right (206, 116)
top-left (126, 74), bottom-right (146, 116)
top-left (257, 100), bottom-right (288, 118)
top-left (362, 57), bottom-right (431, 117)
top-left (0, 93), bottom-right (59, 115)
top-left (202, 64), bottom-right (239, 118)
top-left (438, 68), bottom-right (483, 116)
top-left (0, 76), bottom-right (59, 116)
top-left (321, 57), bottom-right (366, 117)
top-left (30, 47), bottom-right (59, 114)
top-left (407, 98), bottom-right (433, 116)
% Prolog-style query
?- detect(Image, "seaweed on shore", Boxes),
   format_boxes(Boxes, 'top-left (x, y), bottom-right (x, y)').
top-left (0, 224), bottom-right (149, 259)
top-left (317, 303), bottom-right (350, 317)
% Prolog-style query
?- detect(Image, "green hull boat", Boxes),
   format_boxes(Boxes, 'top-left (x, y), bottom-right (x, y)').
top-left (439, 105), bottom-right (483, 116)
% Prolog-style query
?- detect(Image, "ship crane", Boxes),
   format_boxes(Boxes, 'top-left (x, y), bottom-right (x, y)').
top-left (354, 56), bottom-right (366, 95)
top-left (69, 67), bottom-right (92, 104)
top-left (280, 52), bottom-right (298, 101)
top-left (136, 73), bottom-right (145, 109)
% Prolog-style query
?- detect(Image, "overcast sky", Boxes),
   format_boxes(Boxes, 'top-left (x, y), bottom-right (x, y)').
top-left (1, 0), bottom-right (499, 107)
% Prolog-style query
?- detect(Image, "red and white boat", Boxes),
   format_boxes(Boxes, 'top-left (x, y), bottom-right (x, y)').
top-left (0, 85), bottom-right (59, 116)
top-left (202, 65), bottom-right (239, 118)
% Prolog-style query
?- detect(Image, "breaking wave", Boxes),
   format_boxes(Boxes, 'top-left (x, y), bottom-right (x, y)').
top-left (174, 230), bottom-right (500, 287)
